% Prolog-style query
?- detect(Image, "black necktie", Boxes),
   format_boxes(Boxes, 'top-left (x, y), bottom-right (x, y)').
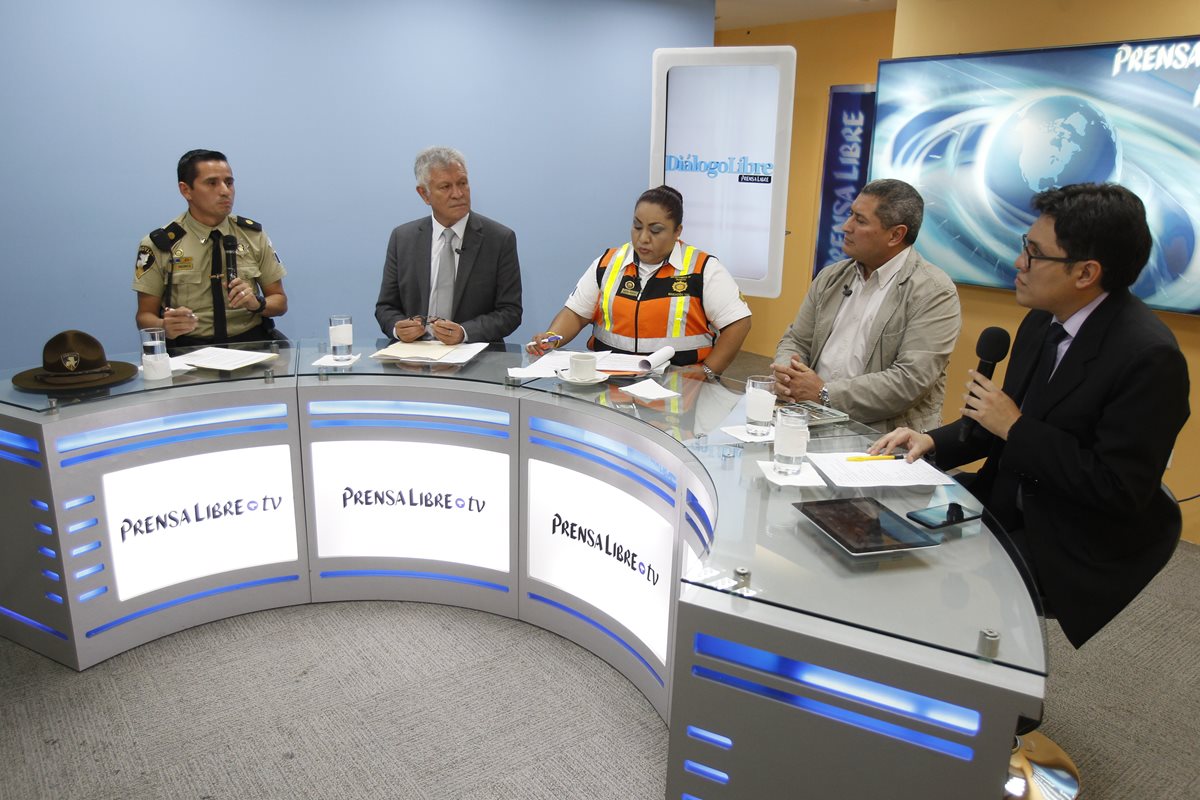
top-left (1021, 322), bottom-right (1069, 415)
top-left (210, 230), bottom-right (227, 342)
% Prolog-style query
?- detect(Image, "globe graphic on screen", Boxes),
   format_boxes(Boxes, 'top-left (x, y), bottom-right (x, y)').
top-left (985, 95), bottom-right (1120, 214)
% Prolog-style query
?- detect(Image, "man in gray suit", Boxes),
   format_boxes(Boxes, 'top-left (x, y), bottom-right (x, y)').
top-left (773, 179), bottom-right (961, 432)
top-left (375, 146), bottom-right (522, 343)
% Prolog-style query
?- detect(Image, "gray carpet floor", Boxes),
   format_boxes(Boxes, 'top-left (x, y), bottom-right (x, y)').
top-left (2, 542), bottom-right (1198, 799)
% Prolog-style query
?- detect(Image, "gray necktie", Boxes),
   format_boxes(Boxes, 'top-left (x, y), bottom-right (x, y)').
top-left (431, 228), bottom-right (457, 320)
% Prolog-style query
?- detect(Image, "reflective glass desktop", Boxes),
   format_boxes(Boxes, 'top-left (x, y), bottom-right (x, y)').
top-left (0, 337), bottom-right (1044, 799)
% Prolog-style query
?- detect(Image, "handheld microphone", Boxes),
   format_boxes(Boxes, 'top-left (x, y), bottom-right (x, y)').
top-left (842, 285), bottom-right (852, 297)
top-left (222, 235), bottom-right (239, 284)
top-left (959, 326), bottom-right (1012, 442)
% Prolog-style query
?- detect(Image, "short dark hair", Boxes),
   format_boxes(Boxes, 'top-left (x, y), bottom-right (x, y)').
top-left (861, 178), bottom-right (923, 244)
top-left (636, 185), bottom-right (684, 227)
top-left (177, 149), bottom-right (229, 186)
top-left (1032, 183), bottom-right (1151, 291)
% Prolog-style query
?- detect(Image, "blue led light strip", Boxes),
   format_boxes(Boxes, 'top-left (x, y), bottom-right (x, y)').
top-left (319, 570), bottom-right (509, 592)
top-left (308, 400), bottom-right (509, 425)
top-left (692, 666), bottom-right (975, 762)
top-left (0, 449), bottom-right (42, 469)
top-left (42, 570), bottom-right (60, 582)
top-left (64, 495), bottom-right (95, 510)
top-left (31, 499), bottom-right (50, 511)
top-left (686, 725), bottom-right (733, 750)
top-left (38, 546), bottom-right (56, 558)
top-left (60, 423), bottom-right (288, 467)
top-left (529, 417), bottom-right (677, 489)
top-left (35, 524), bottom-right (53, 535)
top-left (694, 633), bottom-right (980, 736)
top-left (0, 428), bottom-right (39, 453)
top-left (74, 563), bottom-right (105, 580)
top-left (67, 519), bottom-right (98, 534)
top-left (685, 515), bottom-right (710, 554)
top-left (85, 575), bottom-right (300, 638)
top-left (79, 586), bottom-right (108, 602)
top-left (310, 419), bottom-right (508, 439)
top-left (527, 592), bottom-right (664, 687)
top-left (0, 604), bottom-right (67, 640)
top-left (46, 593), bottom-right (63, 604)
top-left (683, 760), bottom-right (729, 785)
top-left (56, 404), bottom-right (289, 453)
top-left (685, 489), bottom-right (714, 543)
top-left (529, 437), bottom-right (675, 509)
top-left (682, 794), bottom-right (705, 800)
top-left (70, 541), bottom-right (101, 557)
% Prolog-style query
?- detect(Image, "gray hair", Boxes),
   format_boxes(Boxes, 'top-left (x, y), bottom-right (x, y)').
top-left (414, 146), bottom-right (468, 189)
top-left (861, 178), bottom-right (924, 244)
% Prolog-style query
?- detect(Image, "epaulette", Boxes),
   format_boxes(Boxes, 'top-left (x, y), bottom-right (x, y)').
top-left (234, 216), bottom-right (262, 232)
top-left (149, 222), bottom-right (186, 252)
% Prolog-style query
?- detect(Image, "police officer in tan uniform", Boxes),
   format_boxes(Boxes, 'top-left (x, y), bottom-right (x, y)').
top-left (133, 149), bottom-right (288, 346)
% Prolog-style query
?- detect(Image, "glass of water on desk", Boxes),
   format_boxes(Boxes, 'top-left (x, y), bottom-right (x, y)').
top-left (139, 327), bottom-right (171, 381)
top-left (329, 315), bottom-right (352, 361)
top-left (773, 406), bottom-right (809, 474)
top-left (745, 375), bottom-right (776, 437)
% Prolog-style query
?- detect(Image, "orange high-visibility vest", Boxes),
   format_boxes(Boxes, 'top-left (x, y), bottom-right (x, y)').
top-left (590, 242), bottom-right (714, 365)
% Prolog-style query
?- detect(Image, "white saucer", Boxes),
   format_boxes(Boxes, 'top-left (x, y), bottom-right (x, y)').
top-left (556, 369), bottom-right (608, 385)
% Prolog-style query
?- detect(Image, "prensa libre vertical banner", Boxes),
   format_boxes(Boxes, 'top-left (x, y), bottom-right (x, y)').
top-left (813, 84), bottom-right (876, 276)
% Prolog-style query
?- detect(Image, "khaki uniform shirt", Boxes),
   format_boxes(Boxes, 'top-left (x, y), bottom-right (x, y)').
top-left (132, 211), bottom-right (287, 339)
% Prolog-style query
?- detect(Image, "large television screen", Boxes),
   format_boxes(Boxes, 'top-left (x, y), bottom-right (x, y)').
top-left (871, 35), bottom-right (1200, 314)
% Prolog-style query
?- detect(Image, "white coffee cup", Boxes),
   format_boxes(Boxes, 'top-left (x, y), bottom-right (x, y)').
top-left (569, 353), bottom-right (597, 381)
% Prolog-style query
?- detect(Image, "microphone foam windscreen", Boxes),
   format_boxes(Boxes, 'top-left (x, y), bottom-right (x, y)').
top-left (976, 326), bottom-right (1011, 362)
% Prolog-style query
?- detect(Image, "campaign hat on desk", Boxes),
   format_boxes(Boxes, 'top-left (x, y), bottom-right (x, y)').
top-left (12, 330), bottom-right (138, 392)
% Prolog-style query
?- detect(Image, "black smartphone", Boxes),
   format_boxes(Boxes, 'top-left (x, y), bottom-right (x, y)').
top-left (906, 502), bottom-right (982, 529)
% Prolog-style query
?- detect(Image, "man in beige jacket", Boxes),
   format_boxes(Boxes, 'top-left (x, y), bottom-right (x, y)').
top-left (774, 179), bottom-right (961, 432)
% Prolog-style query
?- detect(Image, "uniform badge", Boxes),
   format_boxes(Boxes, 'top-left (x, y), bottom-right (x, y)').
top-left (61, 353), bottom-right (80, 372)
top-left (174, 248), bottom-right (184, 258)
top-left (237, 243), bottom-right (246, 254)
top-left (135, 246), bottom-right (154, 277)
top-left (672, 279), bottom-right (688, 293)
top-left (624, 280), bottom-right (636, 290)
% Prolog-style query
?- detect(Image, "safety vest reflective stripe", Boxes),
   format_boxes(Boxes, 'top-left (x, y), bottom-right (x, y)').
top-left (668, 245), bottom-right (698, 339)
top-left (598, 243), bottom-right (630, 332)
top-left (592, 330), bottom-right (713, 353)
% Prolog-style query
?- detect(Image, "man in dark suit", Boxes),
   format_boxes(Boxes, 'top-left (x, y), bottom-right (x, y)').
top-left (375, 146), bottom-right (522, 343)
top-left (871, 183), bottom-right (1189, 647)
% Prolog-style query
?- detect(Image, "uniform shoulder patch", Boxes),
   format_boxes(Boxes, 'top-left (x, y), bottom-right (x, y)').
top-left (148, 222), bottom-right (186, 251)
top-left (135, 245), bottom-right (155, 277)
top-left (234, 216), bottom-right (262, 232)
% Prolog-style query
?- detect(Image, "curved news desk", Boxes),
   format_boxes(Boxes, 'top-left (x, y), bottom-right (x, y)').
top-left (0, 340), bottom-right (1045, 799)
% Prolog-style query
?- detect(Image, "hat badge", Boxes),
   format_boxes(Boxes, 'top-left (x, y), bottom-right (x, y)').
top-left (61, 352), bottom-right (81, 371)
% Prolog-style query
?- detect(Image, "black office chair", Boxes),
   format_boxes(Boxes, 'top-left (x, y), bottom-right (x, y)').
top-left (1004, 484), bottom-right (1183, 799)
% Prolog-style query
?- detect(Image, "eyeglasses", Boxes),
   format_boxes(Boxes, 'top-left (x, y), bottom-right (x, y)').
top-left (1021, 234), bottom-right (1076, 265)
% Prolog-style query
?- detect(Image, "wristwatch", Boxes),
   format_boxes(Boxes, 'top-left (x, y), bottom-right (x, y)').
top-left (818, 385), bottom-right (830, 406)
top-left (253, 290), bottom-right (267, 314)
top-left (701, 363), bottom-right (719, 382)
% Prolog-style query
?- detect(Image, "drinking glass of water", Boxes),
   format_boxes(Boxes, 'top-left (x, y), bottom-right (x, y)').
top-left (773, 406), bottom-right (809, 474)
top-left (744, 375), bottom-right (776, 437)
top-left (329, 315), bottom-right (353, 361)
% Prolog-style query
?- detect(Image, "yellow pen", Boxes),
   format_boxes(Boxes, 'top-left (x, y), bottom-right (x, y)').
top-left (846, 454), bottom-right (903, 462)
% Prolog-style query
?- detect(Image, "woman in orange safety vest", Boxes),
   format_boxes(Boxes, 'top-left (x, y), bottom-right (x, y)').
top-left (526, 186), bottom-right (751, 379)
